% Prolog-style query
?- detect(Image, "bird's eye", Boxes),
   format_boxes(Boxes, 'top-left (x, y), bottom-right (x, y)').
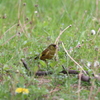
top-left (53, 45), bottom-right (56, 47)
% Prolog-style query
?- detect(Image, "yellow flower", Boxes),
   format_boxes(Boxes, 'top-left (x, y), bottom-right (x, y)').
top-left (15, 88), bottom-right (23, 93)
top-left (22, 88), bottom-right (29, 94)
top-left (15, 88), bottom-right (29, 94)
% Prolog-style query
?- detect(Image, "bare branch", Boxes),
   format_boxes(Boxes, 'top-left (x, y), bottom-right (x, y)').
top-left (55, 25), bottom-right (72, 44)
top-left (62, 42), bottom-right (87, 75)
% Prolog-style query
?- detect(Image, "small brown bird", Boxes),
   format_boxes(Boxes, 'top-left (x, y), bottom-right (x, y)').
top-left (34, 44), bottom-right (57, 61)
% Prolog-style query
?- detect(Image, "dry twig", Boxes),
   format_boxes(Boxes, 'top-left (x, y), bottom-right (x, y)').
top-left (54, 25), bottom-right (72, 61)
top-left (55, 25), bottom-right (72, 44)
top-left (2, 33), bottom-right (19, 46)
top-left (62, 42), bottom-right (87, 75)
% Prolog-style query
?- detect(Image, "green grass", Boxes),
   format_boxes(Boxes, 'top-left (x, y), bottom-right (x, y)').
top-left (0, 0), bottom-right (100, 100)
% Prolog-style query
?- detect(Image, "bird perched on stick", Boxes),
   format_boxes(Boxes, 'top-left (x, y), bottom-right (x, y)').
top-left (34, 44), bottom-right (57, 61)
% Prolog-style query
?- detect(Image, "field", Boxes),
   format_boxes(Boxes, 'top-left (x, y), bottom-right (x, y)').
top-left (0, 0), bottom-right (100, 100)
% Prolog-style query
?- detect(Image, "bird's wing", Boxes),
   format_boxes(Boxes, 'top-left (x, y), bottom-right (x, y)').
top-left (41, 49), bottom-right (50, 57)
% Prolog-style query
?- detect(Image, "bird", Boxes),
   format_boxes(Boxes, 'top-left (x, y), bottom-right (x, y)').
top-left (34, 44), bottom-right (57, 61)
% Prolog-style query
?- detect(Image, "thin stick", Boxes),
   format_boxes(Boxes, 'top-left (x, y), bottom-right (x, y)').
top-left (21, 58), bottom-right (30, 71)
top-left (19, 20), bottom-right (25, 33)
top-left (55, 25), bottom-right (72, 44)
top-left (88, 82), bottom-right (94, 100)
top-left (0, 23), bottom-right (17, 39)
top-left (62, 42), bottom-right (87, 75)
top-left (96, 0), bottom-right (99, 18)
top-left (77, 72), bottom-right (82, 100)
top-left (4, 23), bottom-right (17, 35)
top-left (2, 33), bottom-right (18, 46)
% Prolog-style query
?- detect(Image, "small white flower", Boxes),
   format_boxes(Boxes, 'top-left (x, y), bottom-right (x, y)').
top-left (94, 60), bottom-right (99, 67)
top-left (87, 62), bottom-right (92, 68)
top-left (34, 11), bottom-right (38, 13)
top-left (16, 70), bottom-right (19, 73)
top-left (92, 17), bottom-right (97, 21)
top-left (91, 30), bottom-right (96, 35)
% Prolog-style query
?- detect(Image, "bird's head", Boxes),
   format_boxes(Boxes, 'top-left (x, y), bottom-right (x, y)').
top-left (48, 44), bottom-right (57, 50)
